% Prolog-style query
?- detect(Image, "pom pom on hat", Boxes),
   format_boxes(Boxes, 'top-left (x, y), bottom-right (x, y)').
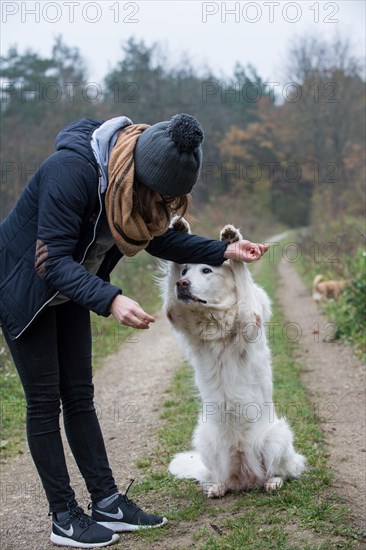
top-left (133, 113), bottom-right (204, 197)
top-left (168, 113), bottom-right (204, 153)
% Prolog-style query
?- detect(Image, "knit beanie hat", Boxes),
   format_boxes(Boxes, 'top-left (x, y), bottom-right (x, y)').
top-left (133, 113), bottom-right (204, 197)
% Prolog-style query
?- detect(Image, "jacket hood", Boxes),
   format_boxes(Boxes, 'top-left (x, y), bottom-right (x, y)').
top-left (55, 118), bottom-right (104, 165)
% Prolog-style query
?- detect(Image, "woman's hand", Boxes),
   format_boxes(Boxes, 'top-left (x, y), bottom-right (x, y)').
top-left (224, 240), bottom-right (269, 263)
top-left (110, 295), bottom-right (156, 329)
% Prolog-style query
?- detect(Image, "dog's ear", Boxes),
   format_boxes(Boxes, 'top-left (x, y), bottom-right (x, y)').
top-left (229, 259), bottom-right (272, 334)
top-left (229, 260), bottom-right (250, 298)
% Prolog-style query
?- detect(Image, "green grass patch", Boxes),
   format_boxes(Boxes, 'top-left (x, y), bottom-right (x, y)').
top-left (91, 251), bottom-right (162, 366)
top-left (0, 341), bottom-right (26, 458)
top-left (1, 241), bottom-right (363, 547)
top-left (125, 244), bottom-right (363, 549)
top-left (0, 250), bottom-right (162, 460)
top-left (294, 218), bottom-right (366, 359)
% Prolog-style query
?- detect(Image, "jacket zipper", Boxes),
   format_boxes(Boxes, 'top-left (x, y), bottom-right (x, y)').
top-left (13, 170), bottom-right (103, 340)
top-left (79, 169), bottom-right (103, 266)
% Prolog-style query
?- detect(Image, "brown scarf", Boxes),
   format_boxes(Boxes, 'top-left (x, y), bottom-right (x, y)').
top-left (106, 124), bottom-right (171, 257)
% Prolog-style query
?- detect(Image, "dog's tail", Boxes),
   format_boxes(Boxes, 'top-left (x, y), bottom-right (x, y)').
top-left (169, 451), bottom-right (209, 482)
top-left (313, 274), bottom-right (323, 288)
top-left (312, 274), bottom-right (324, 302)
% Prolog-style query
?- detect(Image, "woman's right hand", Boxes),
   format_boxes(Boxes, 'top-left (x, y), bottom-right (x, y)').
top-left (110, 295), bottom-right (156, 329)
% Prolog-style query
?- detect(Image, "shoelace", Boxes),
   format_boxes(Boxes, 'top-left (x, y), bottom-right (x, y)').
top-left (88, 479), bottom-right (142, 513)
top-left (67, 502), bottom-right (94, 528)
top-left (120, 479), bottom-right (142, 511)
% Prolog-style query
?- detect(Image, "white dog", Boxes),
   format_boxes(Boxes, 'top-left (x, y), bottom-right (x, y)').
top-left (161, 219), bottom-right (306, 497)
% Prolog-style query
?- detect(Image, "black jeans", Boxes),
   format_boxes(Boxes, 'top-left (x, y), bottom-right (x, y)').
top-left (3, 301), bottom-right (118, 513)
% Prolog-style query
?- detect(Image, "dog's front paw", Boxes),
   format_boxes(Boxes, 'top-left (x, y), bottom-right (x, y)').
top-left (265, 477), bottom-right (283, 493)
top-left (171, 215), bottom-right (191, 234)
top-left (220, 224), bottom-right (243, 243)
top-left (204, 482), bottom-right (227, 498)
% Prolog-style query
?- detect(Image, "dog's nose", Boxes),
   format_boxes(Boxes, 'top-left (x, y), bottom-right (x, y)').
top-left (176, 278), bottom-right (190, 288)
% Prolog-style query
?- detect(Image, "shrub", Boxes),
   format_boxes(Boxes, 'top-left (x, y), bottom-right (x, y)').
top-left (326, 248), bottom-right (366, 355)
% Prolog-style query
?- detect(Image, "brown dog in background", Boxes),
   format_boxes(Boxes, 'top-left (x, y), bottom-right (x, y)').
top-left (312, 274), bottom-right (348, 302)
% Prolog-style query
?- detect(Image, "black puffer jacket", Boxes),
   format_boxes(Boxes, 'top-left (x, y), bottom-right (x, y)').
top-left (0, 118), bottom-right (228, 340)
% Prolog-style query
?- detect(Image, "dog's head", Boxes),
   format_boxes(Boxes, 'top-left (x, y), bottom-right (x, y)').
top-left (175, 263), bottom-right (236, 308)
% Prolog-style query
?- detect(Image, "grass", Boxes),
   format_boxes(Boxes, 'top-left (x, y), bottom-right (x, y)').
top-left (90, 251), bottom-right (161, 367)
top-left (294, 219), bottom-right (366, 359)
top-left (119, 242), bottom-right (363, 549)
top-left (0, 237), bottom-right (364, 547)
top-left (0, 342), bottom-right (26, 458)
top-left (0, 250), bottom-right (161, 459)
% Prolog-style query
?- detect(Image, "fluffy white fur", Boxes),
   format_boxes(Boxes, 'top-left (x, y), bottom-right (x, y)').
top-left (161, 219), bottom-right (306, 497)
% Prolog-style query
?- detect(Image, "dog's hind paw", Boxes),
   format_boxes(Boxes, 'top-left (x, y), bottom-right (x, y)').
top-left (220, 224), bottom-right (243, 243)
top-left (171, 216), bottom-right (191, 234)
top-left (288, 454), bottom-right (307, 478)
top-left (265, 477), bottom-right (283, 493)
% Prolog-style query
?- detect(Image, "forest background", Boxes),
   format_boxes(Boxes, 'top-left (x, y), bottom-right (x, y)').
top-left (1, 33), bottom-right (365, 351)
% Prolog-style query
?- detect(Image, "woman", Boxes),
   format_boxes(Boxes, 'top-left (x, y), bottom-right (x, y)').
top-left (0, 113), bottom-right (268, 548)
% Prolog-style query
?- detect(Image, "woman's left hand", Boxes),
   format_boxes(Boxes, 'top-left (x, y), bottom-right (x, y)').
top-left (224, 240), bottom-right (269, 263)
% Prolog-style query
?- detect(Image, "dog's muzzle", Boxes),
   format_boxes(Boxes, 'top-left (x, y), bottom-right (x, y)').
top-left (176, 279), bottom-right (207, 304)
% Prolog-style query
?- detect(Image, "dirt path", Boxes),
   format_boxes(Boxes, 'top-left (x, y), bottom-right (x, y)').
top-left (1, 254), bottom-right (365, 549)
top-left (277, 258), bottom-right (366, 532)
top-left (0, 311), bottom-right (184, 550)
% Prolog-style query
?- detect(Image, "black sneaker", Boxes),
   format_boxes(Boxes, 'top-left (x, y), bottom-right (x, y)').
top-left (90, 480), bottom-right (168, 532)
top-left (50, 500), bottom-right (119, 548)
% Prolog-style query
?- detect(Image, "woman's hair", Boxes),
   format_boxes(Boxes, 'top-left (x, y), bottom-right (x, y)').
top-left (133, 176), bottom-right (189, 225)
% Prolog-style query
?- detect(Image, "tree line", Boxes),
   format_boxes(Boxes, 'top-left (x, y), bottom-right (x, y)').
top-left (1, 35), bottom-right (364, 231)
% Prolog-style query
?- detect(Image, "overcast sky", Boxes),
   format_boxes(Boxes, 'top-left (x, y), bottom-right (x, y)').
top-left (1, 1), bottom-right (365, 85)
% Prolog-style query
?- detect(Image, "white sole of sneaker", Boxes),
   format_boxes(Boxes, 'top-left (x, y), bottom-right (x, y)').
top-left (50, 532), bottom-right (119, 548)
top-left (97, 516), bottom-right (168, 532)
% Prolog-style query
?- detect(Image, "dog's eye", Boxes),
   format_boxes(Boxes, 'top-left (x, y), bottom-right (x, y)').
top-left (202, 268), bottom-right (213, 274)
top-left (181, 268), bottom-right (188, 276)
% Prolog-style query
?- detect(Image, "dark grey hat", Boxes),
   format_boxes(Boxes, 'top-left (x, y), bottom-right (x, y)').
top-left (133, 113), bottom-right (204, 197)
